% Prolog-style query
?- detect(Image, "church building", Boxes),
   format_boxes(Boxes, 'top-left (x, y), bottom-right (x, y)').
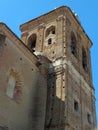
top-left (0, 6), bottom-right (96, 130)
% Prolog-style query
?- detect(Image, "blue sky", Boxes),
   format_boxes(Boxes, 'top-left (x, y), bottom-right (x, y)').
top-left (0, 0), bottom-right (98, 125)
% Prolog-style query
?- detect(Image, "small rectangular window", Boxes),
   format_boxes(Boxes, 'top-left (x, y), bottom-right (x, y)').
top-left (74, 100), bottom-right (79, 112)
top-left (87, 113), bottom-right (91, 124)
top-left (48, 38), bottom-right (52, 45)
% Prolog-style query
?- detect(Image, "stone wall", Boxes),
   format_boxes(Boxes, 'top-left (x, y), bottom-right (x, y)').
top-left (0, 25), bottom-right (47, 130)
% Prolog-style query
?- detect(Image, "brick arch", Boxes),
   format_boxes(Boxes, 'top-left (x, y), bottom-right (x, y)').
top-left (45, 26), bottom-right (55, 38)
top-left (27, 33), bottom-right (37, 52)
top-left (6, 68), bottom-right (23, 103)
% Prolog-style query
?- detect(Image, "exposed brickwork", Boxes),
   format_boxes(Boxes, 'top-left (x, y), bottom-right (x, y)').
top-left (20, 6), bottom-right (96, 130)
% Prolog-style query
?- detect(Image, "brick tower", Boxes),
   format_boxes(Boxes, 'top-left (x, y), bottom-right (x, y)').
top-left (20, 6), bottom-right (96, 130)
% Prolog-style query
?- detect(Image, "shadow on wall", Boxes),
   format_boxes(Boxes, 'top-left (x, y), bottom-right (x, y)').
top-left (45, 63), bottom-right (66, 130)
top-left (29, 56), bottom-right (66, 130)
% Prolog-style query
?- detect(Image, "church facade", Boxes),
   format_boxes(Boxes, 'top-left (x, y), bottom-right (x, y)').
top-left (0, 6), bottom-right (96, 130)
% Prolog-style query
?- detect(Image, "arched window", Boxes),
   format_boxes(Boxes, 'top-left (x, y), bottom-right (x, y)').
top-left (45, 26), bottom-right (55, 38)
top-left (28, 34), bottom-right (37, 52)
top-left (71, 32), bottom-right (77, 57)
top-left (6, 69), bottom-right (22, 103)
top-left (7, 75), bottom-right (16, 98)
top-left (82, 47), bottom-right (87, 71)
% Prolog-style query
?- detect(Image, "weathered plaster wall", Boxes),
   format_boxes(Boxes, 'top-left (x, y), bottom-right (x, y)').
top-left (0, 31), bottom-right (47, 130)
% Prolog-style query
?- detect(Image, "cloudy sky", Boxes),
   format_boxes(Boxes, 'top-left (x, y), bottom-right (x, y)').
top-left (0, 0), bottom-right (98, 125)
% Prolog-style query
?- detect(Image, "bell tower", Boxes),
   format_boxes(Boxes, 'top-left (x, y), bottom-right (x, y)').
top-left (20, 6), bottom-right (96, 130)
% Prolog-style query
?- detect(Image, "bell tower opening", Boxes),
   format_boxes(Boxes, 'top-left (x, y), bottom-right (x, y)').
top-left (45, 26), bottom-right (55, 37)
top-left (28, 34), bottom-right (37, 52)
